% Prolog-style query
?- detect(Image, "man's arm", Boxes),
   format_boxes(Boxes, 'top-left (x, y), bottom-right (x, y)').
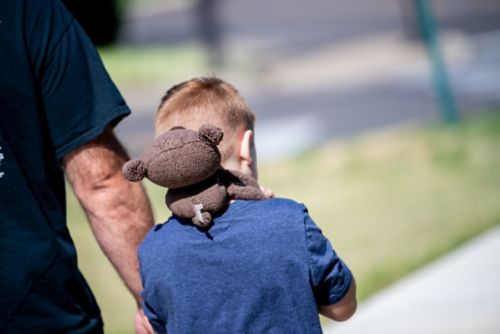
top-left (318, 278), bottom-right (357, 322)
top-left (62, 126), bottom-right (154, 305)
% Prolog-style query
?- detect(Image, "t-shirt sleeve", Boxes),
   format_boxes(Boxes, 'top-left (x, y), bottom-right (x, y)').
top-left (304, 209), bottom-right (353, 305)
top-left (29, 0), bottom-right (130, 160)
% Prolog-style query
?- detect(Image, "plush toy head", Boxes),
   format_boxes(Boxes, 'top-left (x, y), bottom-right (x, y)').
top-left (122, 124), bottom-right (223, 189)
top-left (123, 124), bottom-right (265, 227)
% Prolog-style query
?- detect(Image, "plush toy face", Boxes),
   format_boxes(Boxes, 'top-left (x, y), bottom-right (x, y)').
top-left (123, 123), bottom-right (265, 227)
top-left (122, 124), bottom-right (224, 189)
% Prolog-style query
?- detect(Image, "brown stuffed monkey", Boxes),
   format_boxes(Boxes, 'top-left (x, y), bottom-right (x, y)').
top-left (122, 124), bottom-right (265, 226)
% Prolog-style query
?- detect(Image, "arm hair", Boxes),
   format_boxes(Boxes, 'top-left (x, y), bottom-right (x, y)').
top-left (63, 126), bottom-right (154, 305)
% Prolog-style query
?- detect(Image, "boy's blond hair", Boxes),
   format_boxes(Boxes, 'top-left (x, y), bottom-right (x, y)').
top-left (155, 77), bottom-right (256, 162)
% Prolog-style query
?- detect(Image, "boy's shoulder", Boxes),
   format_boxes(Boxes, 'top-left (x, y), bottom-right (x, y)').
top-left (225, 197), bottom-right (310, 227)
top-left (139, 198), bottom-right (309, 249)
top-left (138, 215), bottom-right (187, 254)
top-left (219, 197), bottom-right (307, 221)
top-left (241, 197), bottom-right (306, 211)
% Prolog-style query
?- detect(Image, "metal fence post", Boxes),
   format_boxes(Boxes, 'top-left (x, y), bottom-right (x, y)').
top-left (414, 0), bottom-right (459, 123)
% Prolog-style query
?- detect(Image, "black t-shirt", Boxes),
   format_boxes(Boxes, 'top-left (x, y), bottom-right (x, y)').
top-left (0, 0), bottom-right (130, 332)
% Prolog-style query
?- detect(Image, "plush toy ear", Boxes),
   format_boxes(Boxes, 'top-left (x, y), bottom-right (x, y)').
top-left (199, 124), bottom-right (223, 146)
top-left (122, 159), bottom-right (147, 182)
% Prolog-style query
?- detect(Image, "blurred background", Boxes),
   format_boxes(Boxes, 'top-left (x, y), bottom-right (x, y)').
top-left (64, 0), bottom-right (500, 332)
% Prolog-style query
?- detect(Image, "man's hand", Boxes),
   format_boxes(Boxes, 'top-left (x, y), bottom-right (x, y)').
top-left (135, 308), bottom-right (155, 334)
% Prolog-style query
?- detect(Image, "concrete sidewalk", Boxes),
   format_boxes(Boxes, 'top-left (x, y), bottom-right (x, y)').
top-left (323, 225), bottom-right (500, 334)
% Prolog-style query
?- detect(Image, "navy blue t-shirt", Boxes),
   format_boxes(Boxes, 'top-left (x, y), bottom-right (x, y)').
top-left (139, 198), bottom-right (353, 334)
top-left (0, 0), bottom-right (130, 332)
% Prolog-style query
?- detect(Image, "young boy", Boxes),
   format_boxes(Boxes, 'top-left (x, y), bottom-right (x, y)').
top-left (139, 77), bottom-right (357, 333)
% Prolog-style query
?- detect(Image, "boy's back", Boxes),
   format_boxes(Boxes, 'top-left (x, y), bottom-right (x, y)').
top-left (139, 198), bottom-right (352, 334)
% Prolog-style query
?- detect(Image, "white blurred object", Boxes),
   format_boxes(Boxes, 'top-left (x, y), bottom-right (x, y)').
top-left (324, 226), bottom-right (500, 334)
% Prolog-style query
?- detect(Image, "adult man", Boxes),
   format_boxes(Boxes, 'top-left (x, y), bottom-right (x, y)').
top-left (0, 0), bottom-right (154, 332)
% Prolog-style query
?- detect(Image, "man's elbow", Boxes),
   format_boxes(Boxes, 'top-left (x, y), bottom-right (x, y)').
top-left (63, 126), bottom-right (130, 194)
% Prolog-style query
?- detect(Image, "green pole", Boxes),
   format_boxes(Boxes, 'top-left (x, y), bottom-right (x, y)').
top-left (414, 0), bottom-right (459, 123)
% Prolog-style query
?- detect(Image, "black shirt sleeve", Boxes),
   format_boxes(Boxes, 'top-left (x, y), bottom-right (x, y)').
top-left (27, 0), bottom-right (130, 160)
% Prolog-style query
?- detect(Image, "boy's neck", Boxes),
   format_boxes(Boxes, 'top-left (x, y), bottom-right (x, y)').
top-left (222, 158), bottom-right (257, 181)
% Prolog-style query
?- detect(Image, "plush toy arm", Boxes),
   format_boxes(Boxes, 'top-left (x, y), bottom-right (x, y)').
top-left (223, 170), bottom-right (266, 200)
top-left (122, 159), bottom-right (147, 182)
top-left (228, 183), bottom-right (266, 200)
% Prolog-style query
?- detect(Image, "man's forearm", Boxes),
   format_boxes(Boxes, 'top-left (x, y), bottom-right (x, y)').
top-left (77, 172), bottom-right (153, 303)
top-left (63, 128), bottom-right (154, 304)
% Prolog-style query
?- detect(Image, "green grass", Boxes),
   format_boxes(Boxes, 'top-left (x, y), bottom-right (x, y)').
top-left (67, 112), bottom-right (500, 333)
top-left (259, 112), bottom-right (500, 300)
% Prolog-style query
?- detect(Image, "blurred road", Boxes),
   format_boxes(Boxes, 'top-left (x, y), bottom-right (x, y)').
top-left (115, 0), bottom-right (500, 160)
top-left (121, 0), bottom-right (500, 54)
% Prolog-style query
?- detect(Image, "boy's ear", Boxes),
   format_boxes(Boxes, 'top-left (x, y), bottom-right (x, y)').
top-left (239, 129), bottom-right (254, 166)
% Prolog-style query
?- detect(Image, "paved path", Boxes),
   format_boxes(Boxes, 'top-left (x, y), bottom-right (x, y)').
top-left (323, 225), bottom-right (500, 334)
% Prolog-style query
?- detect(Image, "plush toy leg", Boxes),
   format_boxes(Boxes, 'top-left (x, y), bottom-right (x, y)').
top-left (192, 212), bottom-right (212, 227)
